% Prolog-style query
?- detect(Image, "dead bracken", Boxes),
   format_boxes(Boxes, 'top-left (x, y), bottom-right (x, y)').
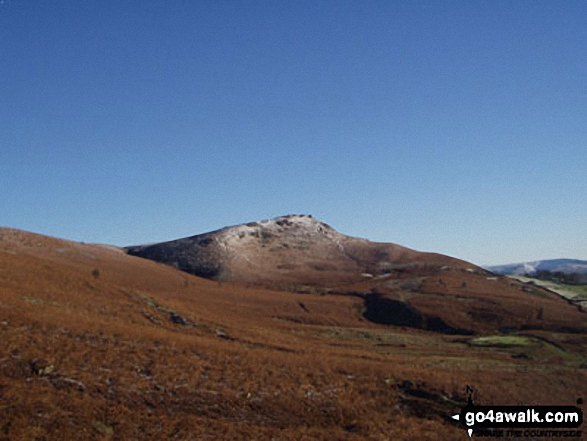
top-left (0, 225), bottom-right (586, 440)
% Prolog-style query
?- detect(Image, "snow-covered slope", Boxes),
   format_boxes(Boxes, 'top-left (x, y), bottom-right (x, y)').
top-left (486, 259), bottom-right (587, 276)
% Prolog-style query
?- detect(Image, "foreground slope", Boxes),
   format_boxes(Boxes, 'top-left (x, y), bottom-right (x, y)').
top-left (1, 227), bottom-right (586, 440)
top-left (127, 215), bottom-right (586, 335)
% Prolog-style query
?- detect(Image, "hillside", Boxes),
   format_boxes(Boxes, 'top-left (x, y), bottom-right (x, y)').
top-left (505, 275), bottom-right (587, 309)
top-left (1, 227), bottom-right (586, 440)
top-left (127, 215), bottom-right (586, 335)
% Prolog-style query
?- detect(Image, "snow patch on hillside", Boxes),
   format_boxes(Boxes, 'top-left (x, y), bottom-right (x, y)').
top-left (217, 215), bottom-right (343, 248)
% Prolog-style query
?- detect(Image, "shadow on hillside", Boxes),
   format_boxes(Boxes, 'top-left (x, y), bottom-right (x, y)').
top-left (362, 292), bottom-right (474, 335)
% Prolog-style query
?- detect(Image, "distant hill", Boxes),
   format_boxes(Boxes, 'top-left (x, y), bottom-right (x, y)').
top-left (126, 214), bottom-right (473, 288)
top-left (486, 259), bottom-right (587, 278)
top-left (125, 215), bottom-right (586, 335)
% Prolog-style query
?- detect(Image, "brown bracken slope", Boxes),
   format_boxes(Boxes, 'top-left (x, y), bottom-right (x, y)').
top-left (1, 226), bottom-right (586, 440)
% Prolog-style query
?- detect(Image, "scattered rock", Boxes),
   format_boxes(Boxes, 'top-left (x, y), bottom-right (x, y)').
top-left (215, 329), bottom-right (234, 341)
top-left (30, 359), bottom-right (53, 376)
top-left (170, 313), bottom-right (187, 325)
top-left (93, 421), bottom-right (114, 437)
top-left (511, 353), bottom-right (529, 359)
top-left (50, 376), bottom-right (86, 392)
top-left (343, 422), bottom-right (359, 432)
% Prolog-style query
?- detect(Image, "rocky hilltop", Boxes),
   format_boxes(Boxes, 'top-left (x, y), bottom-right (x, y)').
top-left (126, 214), bottom-right (471, 288)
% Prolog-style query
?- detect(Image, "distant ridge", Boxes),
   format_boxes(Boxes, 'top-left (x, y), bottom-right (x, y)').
top-left (485, 259), bottom-right (587, 276)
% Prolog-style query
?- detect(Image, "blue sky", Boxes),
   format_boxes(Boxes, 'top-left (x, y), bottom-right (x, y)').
top-left (1, 1), bottom-right (586, 266)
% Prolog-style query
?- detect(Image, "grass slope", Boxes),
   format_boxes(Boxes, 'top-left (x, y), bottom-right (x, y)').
top-left (508, 275), bottom-right (587, 308)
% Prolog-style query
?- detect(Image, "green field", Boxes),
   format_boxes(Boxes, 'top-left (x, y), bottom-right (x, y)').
top-left (508, 275), bottom-right (587, 307)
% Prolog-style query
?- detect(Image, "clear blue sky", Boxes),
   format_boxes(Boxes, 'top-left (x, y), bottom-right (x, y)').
top-left (2, 1), bottom-right (586, 266)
